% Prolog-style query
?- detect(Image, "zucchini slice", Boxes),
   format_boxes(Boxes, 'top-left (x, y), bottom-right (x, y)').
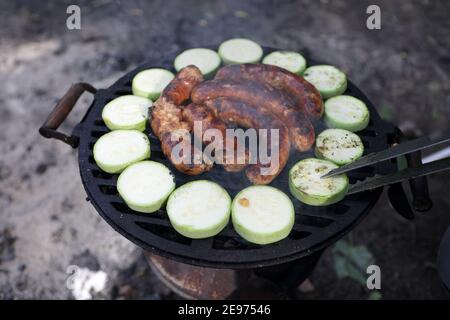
top-left (102, 95), bottom-right (152, 132)
top-left (218, 38), bottom-right (263, 65)
top-left (167, 180), bottom-right (231, 239)
top-left (174, 48), bottom-right (221, 78)
top-left (303, 65), bottom-right (347, 99)
top-left (289, 158), bottom-right (348, 206)
top-left (324, 95), bottom-right (370, 132)
top-left (231, 186), bottom-right (295, 245)
top-left (315, 129), bottom-right (364, 166)
top-left (262, 51), bottom-right (307, 74)
top-left (132, 68), bottom-right (174, 101)
top-left (117, 161), bottom-right (175, 213)
top-left (93, 130), bottom-right (150, 174)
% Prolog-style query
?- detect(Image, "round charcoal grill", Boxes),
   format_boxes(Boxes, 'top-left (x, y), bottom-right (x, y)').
top-left (40, 46), bottom-right (398, 269)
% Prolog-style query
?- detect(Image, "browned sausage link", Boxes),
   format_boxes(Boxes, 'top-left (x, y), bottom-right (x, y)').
top-left (151, 66), bottom-right (212, 174)
top-left (182, 103), bottom-right (248, 172)
top-left (283, 108), bottom-right (315, 152)
top-left (162, 65), bottom-right (204, 105)
top-left (160, 131), bottom-right (212, 175)
top-left (215, 64), bottom-right (324, 120)
top-left (151, 102), bottom-right (184, 140)
top-left (203, 98), bottom-right (291, 185)
top-left (191, 79), bottom-right (314, 151)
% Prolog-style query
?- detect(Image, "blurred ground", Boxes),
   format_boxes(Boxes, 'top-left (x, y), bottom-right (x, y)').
top-left (0, 0), bottom-right (449, 299)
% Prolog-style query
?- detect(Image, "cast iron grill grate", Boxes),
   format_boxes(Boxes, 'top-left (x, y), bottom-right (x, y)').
top-left (76, 47), bottom-right (397, 268)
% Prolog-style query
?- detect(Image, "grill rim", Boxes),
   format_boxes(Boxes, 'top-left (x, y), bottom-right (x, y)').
top-left (75, 46), bottom-right (396, 269)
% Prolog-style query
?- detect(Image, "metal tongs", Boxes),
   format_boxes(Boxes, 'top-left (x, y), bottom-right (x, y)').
top-left (322, 130), bottom-right (450, 196)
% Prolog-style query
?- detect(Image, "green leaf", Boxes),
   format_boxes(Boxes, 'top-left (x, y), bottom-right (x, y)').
top-left (378, 105), bottom-right (393, 121)
top-left (333, 254), bottom-right (367, 285)
top-left (332, 240), bottom-right (375, 286)
top-left (368, 291), bottom-right (382, 300)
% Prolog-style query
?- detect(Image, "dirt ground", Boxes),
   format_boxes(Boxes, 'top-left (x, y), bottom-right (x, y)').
top-left (0, 0), bottom-right (449, 299)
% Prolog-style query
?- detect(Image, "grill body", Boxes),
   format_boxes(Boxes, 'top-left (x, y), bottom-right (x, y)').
top-left (74, 47), bottom-right (397, 269)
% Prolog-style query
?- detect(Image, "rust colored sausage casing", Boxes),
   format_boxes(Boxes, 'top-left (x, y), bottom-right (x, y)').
top-left (191, 79), bottom-right (314, 152)
top-left (151, 65), bottom-right (212, 175)
top-left (182, 103), bottom-right (248, 172)
top-left (204, 97), bottom-right (291, 185)
top-left (163, 65), bottom-right (204, 105)
top-left (215, 63), bottom-right (324, 120)
top-left (160, 131), bottom-right (212, 175)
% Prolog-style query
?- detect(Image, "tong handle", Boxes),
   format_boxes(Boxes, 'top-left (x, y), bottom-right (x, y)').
top-left (405, 150), bottom-right (433, 212)
top-left (39, 83), bottom-right (96, 148)
top-left (396, 128), bottom-right (433, 213)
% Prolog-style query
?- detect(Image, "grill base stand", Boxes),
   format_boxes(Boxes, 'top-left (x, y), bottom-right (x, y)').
top-left (144, 251), bottom-right (323, 300)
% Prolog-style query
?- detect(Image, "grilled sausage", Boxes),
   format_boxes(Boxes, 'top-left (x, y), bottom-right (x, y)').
top-left (151, 65), bottom-right (212, 175)
top-left (203, 97), bottom-right (291, 185)
top-left (182, 103), bottom-right (248, 172)
top-left (191, 79), bottom-right (314, 151)
top-left (215, 63), bottom-right (324, 120)
top-left (163, 65), bottom-right (203, 105)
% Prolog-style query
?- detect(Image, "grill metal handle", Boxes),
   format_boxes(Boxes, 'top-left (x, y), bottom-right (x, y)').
top-left (39, 82), bottom-right (96, 148)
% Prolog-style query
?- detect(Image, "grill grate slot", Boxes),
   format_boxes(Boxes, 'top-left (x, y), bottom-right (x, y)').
top-left (213, 235), bottom-right (262, 250)
top-left (150, 149), bottom-right (164, 158)
top-left (329, 203), bottom-right (351, 215)
top-left (217, 225), bottom-right (239, 237)
top-left (136, 222), bottom-right (192, 246)
top-left (297, 215), bottom-right (334, 228)
top-left (114, 88), bottom-right (132, 95)
top-left (359, 129), bottom-right (377, 137)
top-left (99, 184), bottom-right (118, 195)
top-left (110, 201), bottom-right (137, 214)
top-left (132, 215), bottom-right (171, 227)
top-left (298, 204), bottom-right (349, 218)
top-left (289, 229), bottom-right (312, 240)
top-left (91, 170), bottom-right (113, 179)
top-left (94, 119), bottom-right (106, 127)
top-left (91, 130), bottom-right (108, 138)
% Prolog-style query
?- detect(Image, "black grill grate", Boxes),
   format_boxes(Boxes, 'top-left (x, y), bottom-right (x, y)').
top-left (76, 47), bottom-right (397, 268)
